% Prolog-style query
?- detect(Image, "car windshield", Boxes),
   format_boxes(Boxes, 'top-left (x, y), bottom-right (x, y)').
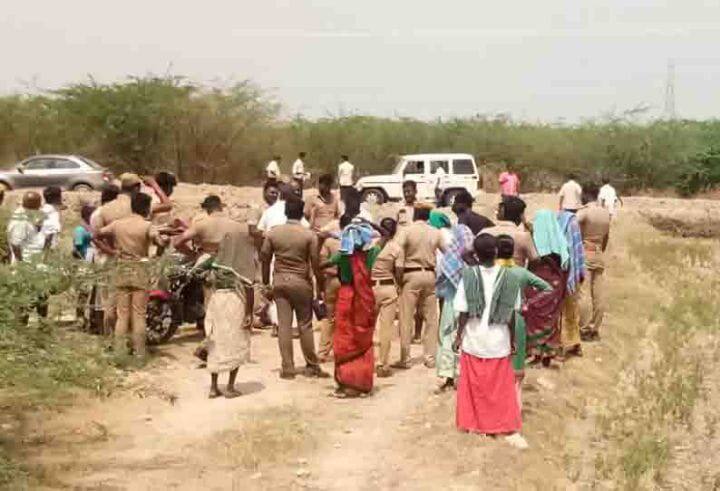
top-left (78, 157), bottom-right (103, 169)
top-left (392, 159), bottom-right (406, 174)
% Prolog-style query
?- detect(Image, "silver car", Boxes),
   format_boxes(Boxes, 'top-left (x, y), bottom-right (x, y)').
top-left (0, 154), bottom-right (114, 191)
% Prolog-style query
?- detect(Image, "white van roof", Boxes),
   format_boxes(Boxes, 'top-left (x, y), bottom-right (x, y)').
top-left (401, 153), bottom-right (474, 160)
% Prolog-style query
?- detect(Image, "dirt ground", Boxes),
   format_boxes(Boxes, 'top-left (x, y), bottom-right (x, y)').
top-left (11, 185), bottom-right (720, 490)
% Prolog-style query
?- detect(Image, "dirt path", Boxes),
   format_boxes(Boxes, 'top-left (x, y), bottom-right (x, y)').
top-left (20, 325), bottom-right (444, 490)
top-left (16, 191), bottom-right (720, 490)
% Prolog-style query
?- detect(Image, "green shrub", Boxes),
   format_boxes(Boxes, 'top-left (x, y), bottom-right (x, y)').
top-left (2, 75), bottom-right (720, 193)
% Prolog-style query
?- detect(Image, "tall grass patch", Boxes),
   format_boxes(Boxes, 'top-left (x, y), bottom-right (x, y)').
top-left (593, 234), bottom-right (716, 487)
top-left (0, 257), bottom-right (124, 487)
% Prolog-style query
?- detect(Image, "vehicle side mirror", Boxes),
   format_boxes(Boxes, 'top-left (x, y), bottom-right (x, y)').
top-left (16, 166), bottom-right (24, 174)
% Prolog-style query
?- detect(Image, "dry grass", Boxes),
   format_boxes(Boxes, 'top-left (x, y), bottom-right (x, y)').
top-left (201, 406), bottom-right (315, 473)
top-left (589, 228), bottom-right (719, 488)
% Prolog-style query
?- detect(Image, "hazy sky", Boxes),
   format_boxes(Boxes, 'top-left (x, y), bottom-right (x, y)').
top-left (3, 0), bottom-right (720, 121)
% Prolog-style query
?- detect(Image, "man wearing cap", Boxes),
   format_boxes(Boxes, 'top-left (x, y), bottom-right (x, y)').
top-left (261, 198), bottom-right (326, 379)
top-left (394, 203), bottom-right (446, 369)
top-left (91, 173), bottom-right (142, 335)
top-left (92, 173), bottom-right (141, 230)
top-left (96, 193), bottom-right (169, 360)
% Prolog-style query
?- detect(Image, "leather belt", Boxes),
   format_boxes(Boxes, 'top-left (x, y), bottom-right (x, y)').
top-left (404, 267), bottom-right (434, 273)
top-left (373, 278), bottom-right (395, 286)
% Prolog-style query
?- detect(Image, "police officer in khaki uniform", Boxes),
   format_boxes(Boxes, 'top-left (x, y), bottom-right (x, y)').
top-left (261, 198), bottom-right (328, 379)
top-left (577, 185), bottom-right (611, 341)
top-left (96, 193), bottom-right (169, 360)
top-left (92, 173), bottom-right (143, 336)
top-left (317, 228), bottom-right (341, 362)
top-left (396, 180), bottom-right (418, 228)
top-left (174, 195), bottom-right (241, 256)
top-left (372, 218), bottom-right (402, 377)
top-left (393, 204), bottom-right (445, 369)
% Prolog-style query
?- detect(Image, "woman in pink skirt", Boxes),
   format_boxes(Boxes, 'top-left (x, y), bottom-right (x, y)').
top-left (453, 234), bottom-right (527, 449)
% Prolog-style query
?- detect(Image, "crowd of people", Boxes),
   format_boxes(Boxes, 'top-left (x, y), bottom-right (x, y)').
top-left (3, 155), bottom-right (621, 449)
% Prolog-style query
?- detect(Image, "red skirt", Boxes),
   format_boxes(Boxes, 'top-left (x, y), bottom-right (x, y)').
top-left (456, 353), bottom-right (521, 434)
top-left (333, 253), bottom-right (376, 393)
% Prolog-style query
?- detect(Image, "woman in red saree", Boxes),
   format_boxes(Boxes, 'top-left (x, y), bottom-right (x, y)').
top-left (323, 219), bottom-right (380, 398)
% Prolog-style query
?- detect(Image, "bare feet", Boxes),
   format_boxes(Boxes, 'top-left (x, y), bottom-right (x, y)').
top-left (224, 388), bottom-right (243, 399)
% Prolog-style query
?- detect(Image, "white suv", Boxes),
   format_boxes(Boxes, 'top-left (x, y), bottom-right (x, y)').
top-left (356, 153), bottom-right (481, 205)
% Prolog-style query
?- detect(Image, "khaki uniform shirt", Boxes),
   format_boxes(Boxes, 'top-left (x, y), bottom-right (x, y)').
top-left (577, 204), bottom-right (610, 268)
top-left (304, 193), bottom-right (340, 231)
top-left (261, 219), bottom-right (318, 280)
top-left (188, 212), bottom-right (240, 254)
top-left (558, 180), bottom-right (583, 210)
top-left (396, 203), bottom-right (415, 227)
top-left (395, 221), bottom-right (443, 269)
top-left (92, 194), bottom-right (132, 229)
top-left (483, 220), bottom-right (538, 266)
top-left (99, 214), bottom-right (158, 260)
top-left (371, 240), bottom-right (401, 281)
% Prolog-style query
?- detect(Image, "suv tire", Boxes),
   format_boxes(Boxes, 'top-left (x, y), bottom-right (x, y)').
top-left (72, 183), bottom-right (93, 192)
top-left (361, 188), bottom-right (386, 205)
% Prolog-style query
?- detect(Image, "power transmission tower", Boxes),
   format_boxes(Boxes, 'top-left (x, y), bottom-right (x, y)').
top-left (664, 60), bottom-right (676, 119)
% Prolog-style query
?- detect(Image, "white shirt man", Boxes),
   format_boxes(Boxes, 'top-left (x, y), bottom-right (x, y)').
top-left (257, 200), bottom-right (310, 233)
top-left (598, 183), bottom-right (620, 217)
top-left (266, 159), bottom-right (281, 180)
top-left (338, 159), bottom-right (354, 187)
top-left (558, 178), bottom-right (583, 211)
top-left (292, 157), bottom-right (305, 181)
top-left (7, 207), bottom-right (46, 263)
top-left (40, 203), bottom-right (61, 249)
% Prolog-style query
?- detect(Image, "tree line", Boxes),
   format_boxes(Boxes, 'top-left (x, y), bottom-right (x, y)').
top-left (1, 75), bottom-right (720, 195)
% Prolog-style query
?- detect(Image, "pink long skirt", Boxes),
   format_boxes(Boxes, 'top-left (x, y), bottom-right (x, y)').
top-left (456, 353), bottom-right (521, 434)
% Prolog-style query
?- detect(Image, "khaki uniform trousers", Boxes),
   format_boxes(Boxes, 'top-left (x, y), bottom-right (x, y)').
top-left (398, 270), bottom-right (438, 363)
top-left (580, 264), bottom-right (605, 335)
top-left (100, 285), bottom-right (117, 336)
top-left (273, 272), bottom-right (320, 373)
top-left (115, 288), bottom-right (148, 358)
top-left (373, 283), bottom-right (399, 368)
top-left (318, 276), bottom-right (341, 359)
top-left (560, 291), bottom-right (581, 349)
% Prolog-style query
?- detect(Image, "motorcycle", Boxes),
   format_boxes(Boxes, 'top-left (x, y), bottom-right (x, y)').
top-left (146, 253), bottom-right (206, 345)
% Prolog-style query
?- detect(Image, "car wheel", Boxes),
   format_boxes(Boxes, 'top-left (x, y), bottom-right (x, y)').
top-left (361, 188), bottom-right (386, 205)
top-left (72, 183), bottom-right (93, 192)
top-left (442, 189), bottom-right (463, 208)
top-left (0, 181), bottom-right (11, 192)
